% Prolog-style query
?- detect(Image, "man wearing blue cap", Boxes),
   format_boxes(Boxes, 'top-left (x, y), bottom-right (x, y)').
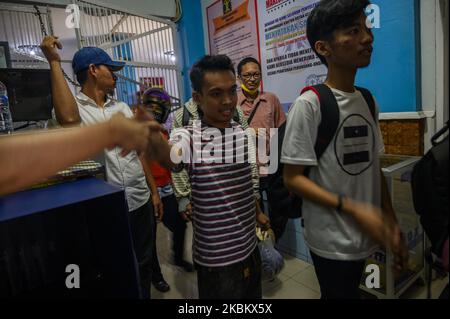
top-left (40, 35), bottom-right (155, 298)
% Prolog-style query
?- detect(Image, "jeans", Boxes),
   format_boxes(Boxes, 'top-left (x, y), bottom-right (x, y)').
top-left (196, 248), bottom-right (262, 299)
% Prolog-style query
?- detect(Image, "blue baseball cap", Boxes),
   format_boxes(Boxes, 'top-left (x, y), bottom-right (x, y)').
top-left (72, 47), bottom-right (125, 74)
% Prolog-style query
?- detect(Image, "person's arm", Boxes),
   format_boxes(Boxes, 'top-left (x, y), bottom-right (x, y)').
top-left (139, 155), bottom-right (164, 221)
top-left (283, 165), bottom-right (339, 209)
top-left (130, 106), bottom-right (175, 170)
top-left (283, 164), bottom-right (407, 272)
top-left (40, 36), bottom-right (81, 126)
top-left (149, 106), bottom-right (192, 219)
top-left (0, 114), bottom-right (157, 196)
top-left (283, 164), bottom-right (388, 245)
top-left (144, 131), bottom-right (178, 170)
top-left (171, 105), bottom-right (192, 213)
top-left (255, 200), bottom-right (270, 230)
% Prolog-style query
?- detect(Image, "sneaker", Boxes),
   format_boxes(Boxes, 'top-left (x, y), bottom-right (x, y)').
top-left (152, 278), bottom-right (170, 293)
top-left (175, 260), bottom-right (195, 272)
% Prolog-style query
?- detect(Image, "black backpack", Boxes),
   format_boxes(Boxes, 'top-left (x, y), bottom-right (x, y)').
top-left (411, 121), bottom-right (449, 257)
top-left (267, 84), bottom-right (375, 239)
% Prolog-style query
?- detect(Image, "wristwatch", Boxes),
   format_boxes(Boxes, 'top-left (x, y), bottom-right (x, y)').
top-left (336, 194), bottom-right (344, 212)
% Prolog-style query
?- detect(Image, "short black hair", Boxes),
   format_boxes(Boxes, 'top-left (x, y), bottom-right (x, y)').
top-left (307, 0), bottom-right (371, 66)
top-left (189, 55), bottom-right (235, 92)
top-left (76, 69), bottom-right (88, 85)
top-left (237, 57), bottom-right (261, 75)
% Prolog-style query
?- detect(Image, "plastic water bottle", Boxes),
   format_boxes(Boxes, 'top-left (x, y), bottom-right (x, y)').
top-left (0, 80), bottom-right (13, 134)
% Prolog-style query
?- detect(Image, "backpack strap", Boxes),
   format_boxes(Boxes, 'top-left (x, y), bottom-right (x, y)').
top-left (431, 120), bottom-right (449, 146)
top-left (233, 109), bottom-right (240, 124)
top-left (182, 104), bottom-right (190, 126)
top-left (301, 84), bottom-right (340, 160)
top-left (355, 86), bottom-right (376, 121)
top-left (300, 84), bottom-right (377, 159)
top-left (247, 100), bottom-right (262, 125)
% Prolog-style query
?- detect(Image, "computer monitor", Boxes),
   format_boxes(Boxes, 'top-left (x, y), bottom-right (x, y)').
top-left (0, 68), bottom-right (53, 122)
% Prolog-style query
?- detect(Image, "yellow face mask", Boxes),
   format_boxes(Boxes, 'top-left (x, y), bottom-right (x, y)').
top-left (241, 84), bottom-right (259, 95)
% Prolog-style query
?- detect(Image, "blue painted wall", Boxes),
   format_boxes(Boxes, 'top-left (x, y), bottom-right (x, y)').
top-left (356, 0), bottom-right (421, 112)
top-left (177, 0), bottom-right (206, 102)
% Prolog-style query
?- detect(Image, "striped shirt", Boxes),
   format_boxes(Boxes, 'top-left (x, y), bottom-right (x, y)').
top-left (170, 120), bottom-right (259, 267)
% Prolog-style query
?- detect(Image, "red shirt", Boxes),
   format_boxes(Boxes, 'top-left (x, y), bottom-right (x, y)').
top-left (149, 132), bottom-right (172, 187)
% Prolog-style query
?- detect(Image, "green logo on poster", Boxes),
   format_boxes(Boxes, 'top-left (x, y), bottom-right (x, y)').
top-left (223, 0), bottom-right (232, 14)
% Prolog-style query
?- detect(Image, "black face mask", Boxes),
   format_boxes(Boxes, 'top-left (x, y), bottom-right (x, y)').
top-left (151, 111), bottom-right (166, 124)
top-left (147, 103), bottom-right (169, 124)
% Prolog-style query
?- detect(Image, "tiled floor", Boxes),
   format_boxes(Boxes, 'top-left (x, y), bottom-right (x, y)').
top-left (151, 222), bottom-right (448, 299)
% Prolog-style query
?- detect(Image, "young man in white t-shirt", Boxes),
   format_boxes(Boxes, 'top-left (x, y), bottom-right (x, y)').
top-left (281, 0), bottom-right (408, 299)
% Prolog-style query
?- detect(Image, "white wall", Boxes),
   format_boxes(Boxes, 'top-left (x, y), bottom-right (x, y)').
top-left (421, 0), bottom-right (449, 152)
top-left (201, 0), bottom-right (215, 54)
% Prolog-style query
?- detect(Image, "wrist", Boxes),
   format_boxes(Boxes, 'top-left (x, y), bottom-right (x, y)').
top-left (335, 194), bottom-right (343, 212)
top-left (49, 60), bottom-right (61, 68)
top-left (340, 196), bottom-right (353, 215)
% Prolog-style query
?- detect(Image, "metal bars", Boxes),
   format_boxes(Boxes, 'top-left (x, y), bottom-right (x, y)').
top-left (75, 0), bottom-right (182, 109)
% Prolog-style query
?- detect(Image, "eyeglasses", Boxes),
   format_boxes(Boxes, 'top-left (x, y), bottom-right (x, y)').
top-left (240, 72), bottom-right (261, 80)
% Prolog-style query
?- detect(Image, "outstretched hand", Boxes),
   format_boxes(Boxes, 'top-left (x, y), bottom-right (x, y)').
top-left (134, 106), bottom-right (170, 161)
top-left (108, 112), bottom-right (162, 156)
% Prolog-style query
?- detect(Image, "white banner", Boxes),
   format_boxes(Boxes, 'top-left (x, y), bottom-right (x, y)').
top-left (257, 0), bottom-right (327, 105)
top-left (206, 0), bottom-right (260, 69)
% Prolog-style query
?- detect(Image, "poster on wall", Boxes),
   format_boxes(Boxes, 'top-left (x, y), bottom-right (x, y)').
top-left (206, 0), bottom-right (260, 69)
top-left (256, 0), bottom-right (327, 106)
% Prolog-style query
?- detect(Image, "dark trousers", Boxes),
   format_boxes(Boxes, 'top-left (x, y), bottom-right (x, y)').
top-left (260, 176), bottom-right (289, 241)
top-left (310, 251), bottom-right (365, 299)
top-left (196, 248), bottom-right (262, 299)
top-left (128, 200), bottom-right (154, 299)
top-left (152, 194), bottom-right (187, 281)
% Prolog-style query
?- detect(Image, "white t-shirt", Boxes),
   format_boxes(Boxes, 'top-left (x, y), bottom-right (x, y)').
top-left (281, 87), bottom-right (384, 261)
top-left (75, 92), bottom-right (150, 212)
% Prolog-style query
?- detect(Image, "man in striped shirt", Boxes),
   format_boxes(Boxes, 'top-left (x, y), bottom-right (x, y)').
top-left (146, 55), bottom-right (270, 299)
